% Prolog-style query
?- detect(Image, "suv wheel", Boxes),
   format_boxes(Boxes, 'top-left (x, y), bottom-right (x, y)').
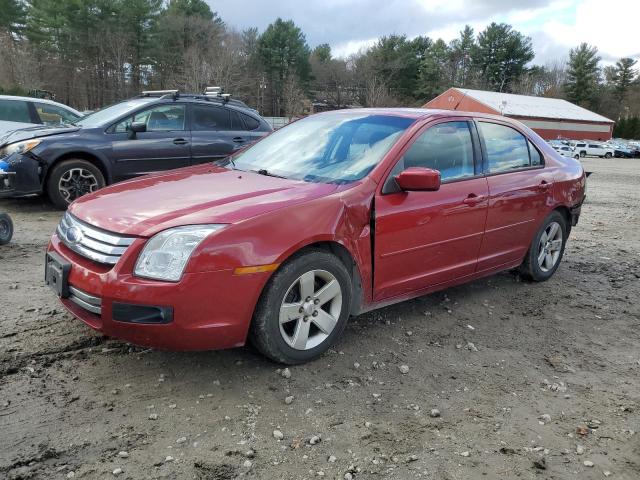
top-left (520, 210), bottom-right (567, 282)
top-left (250, 249), bottom-right (352, 364)
top-left (604, 152), bottom-right (612, 158)
top-left (0, 213), bottom-right (13, 245)
top-left (47, 159), bottom-right (105, 209)
top-left (579, 151), bottom-right (586, 157)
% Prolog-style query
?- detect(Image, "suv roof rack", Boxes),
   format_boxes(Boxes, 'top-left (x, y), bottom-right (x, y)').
top-left (138, 87), bottom-right (256, 112)
top-left (140, 89), bottom-right (179, 100)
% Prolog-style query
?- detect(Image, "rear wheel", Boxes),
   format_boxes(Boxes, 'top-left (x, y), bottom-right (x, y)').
top-left (604, 152), bottom-right (612, 158)
top-left (520, 211), bottom-right (567, 282)
top-left (0, 213), bottom-right (13, 245)
top-left (250, 249), bottom-right (352, 364)
top-left (47, 159), bottom-right (105, 210)
top-left (580, 151), bottom-right (586, 157)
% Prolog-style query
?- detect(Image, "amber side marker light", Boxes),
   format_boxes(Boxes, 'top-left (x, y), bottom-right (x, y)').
top-left (233, 263), bottom-right (280, 275)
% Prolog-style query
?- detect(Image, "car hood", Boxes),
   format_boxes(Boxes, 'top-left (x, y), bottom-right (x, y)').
top-left (0, 124), bottom-right (80, 147)
top-left (69, 164), bottom-right (340, 237)
top-left (0, 120), bottom-right (40, 138)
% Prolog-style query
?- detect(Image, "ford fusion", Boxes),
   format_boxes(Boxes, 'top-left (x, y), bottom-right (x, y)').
top-left (46, 109), bottom-right (586, 364)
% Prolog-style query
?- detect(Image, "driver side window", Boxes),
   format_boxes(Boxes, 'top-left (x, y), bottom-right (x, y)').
top-left (401, 121), bottom-right (475, 181)
top-left (113, 104), bottom-right (186, 133)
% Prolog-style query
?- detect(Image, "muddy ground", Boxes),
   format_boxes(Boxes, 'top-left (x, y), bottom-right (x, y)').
top-left (1, 157), bottom-right (639, 480)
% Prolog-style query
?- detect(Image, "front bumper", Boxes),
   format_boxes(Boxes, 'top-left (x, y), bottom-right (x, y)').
top-left (47, 234), bottom-right (269, 351)
top-left (0, 153), bottom-right (42, 198)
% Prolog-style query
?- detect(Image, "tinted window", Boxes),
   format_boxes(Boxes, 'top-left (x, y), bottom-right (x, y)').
top-left (192, 105), bottom-right (231, 131)
top-left (229, 110), bottom-right (243, 130)
top-left (240, 112), bottom-right (260, 130)
top-left (401, 121), bottom-right (475, 181)
top-left (479, 122), bottom-right (530, 172)
top-left (528, 140), bottom-right (543, 165)
top-left (113, 104), bottom-right (186, 132)
top-left (34, 102), bottom-right (80, 125)
top-left (588, 144), bottom-right (599, 148)
top-left (0, 99), bottom-right (31, 123)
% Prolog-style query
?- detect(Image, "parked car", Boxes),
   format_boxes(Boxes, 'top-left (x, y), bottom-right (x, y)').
top-left (553, 145), bottom-right (580, 160)
top-left (610, 143), bottom-right (634, 158)
top-left (0, 95), bottom-right (82, 136)
top-left (570, 141), bottom-right (614, 158)
top-left (46, 109), bottom-right (586, 364)
top-left (0, 89), bottom-right (271, 208)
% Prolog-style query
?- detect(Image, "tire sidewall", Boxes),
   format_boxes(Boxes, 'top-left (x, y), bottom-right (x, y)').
top-left (47, 160), bottom-right (105, 209)
top-left (528, 211), bottom-right (567, 281)
top-left (0, 213), bottom-right (13, 245)
top-left (254, 251), bottom-right (352, 364)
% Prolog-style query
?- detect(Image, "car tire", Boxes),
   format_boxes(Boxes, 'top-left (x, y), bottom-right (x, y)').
top-left (47, 159), bottom-right (105, 210)
top-left (580, 151), bottom-right (586, 157)
top-left (604, 152), bottom-right (612, 158)
top-left (0, 213), bottom-right (13, 245)
top-left (250, 249), bottom-right (352, 364)
top-left (520, 210), bottom-right (567, 282)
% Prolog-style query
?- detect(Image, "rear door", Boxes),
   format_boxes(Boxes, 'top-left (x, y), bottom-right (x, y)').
top-left (374, 119), bottom-right (489, 300)
top-left (108, 103), bottom-right (191, 180)
top-left (475, 120), bottom-right (552, 272)
top-left (189, 104), bottom-right (264, 165)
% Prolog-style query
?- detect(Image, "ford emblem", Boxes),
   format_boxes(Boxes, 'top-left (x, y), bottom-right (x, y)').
top-left (66, 226), bottom-right (84, 245)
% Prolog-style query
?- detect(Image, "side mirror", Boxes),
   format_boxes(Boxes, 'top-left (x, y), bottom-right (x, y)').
top-left (127, 121), bottom-right (146, 139)
top-left (395, 167), bottom-right (441, 192)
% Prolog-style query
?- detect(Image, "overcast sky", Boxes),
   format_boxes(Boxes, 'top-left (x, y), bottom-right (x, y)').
top-left (207, 0), bottom-right (640, 66)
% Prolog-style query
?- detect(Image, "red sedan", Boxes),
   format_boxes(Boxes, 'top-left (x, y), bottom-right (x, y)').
top-left (46, 109), bottom-right (586, 364)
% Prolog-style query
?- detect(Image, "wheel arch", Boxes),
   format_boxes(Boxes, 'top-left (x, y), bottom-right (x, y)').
top-left (43, 151), bottom-right (111, 189)
top-left (274, 239), bottom-right (365, 317)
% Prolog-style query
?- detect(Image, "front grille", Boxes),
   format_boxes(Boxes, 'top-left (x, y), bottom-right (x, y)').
top-left (57, 212), bottom-right (135, 265)
top-left (68, 285), bottom-right (102, 315)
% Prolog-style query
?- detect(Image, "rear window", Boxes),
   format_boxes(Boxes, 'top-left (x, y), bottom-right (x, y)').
top-left (0, 99), bottom-right (31, 123)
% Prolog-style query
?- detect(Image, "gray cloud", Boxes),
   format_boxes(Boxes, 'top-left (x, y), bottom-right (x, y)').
top-left (208, 0), bottom-right (552, 48)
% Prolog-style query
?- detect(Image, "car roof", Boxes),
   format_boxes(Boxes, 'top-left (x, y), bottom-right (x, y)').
top-left (314, 108), bottom-right (523, 124)
top-left (0, 95), bottom-right (82, 115)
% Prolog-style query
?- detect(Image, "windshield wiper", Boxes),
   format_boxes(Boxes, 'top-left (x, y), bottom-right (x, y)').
top-left (251, 168), bottom-right (287, 179)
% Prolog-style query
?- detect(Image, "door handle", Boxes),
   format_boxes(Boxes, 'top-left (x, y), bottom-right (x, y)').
top-left (173, 138), bottom-right (189, 145)
top-left (232, 137), bottom-right (246, 143)
top-left (537, 180), bottom-right (552, 191)
top-left (462, 193), bottom-right (487, 206)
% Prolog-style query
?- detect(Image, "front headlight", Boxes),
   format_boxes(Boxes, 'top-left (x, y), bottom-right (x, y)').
top-left (134, 225), bottom-right (226, 281)
top-left (0, 139), bottom-right (41, 158)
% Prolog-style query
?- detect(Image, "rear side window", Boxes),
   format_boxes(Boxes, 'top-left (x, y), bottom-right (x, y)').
top-left (528, 140), bottom-right (543, 166)
top-left (192, 105), bottom-right (231, 131)
top-left (588, 144), bottom-right (599, 148)
top-left (479, 122), bottom-right (534, 172)
top-left (0, 99), bottom-right (31, 123)
top-left (240, 112), bottom-right (260, 130)
top-left (401, 121), bottom-right (475, 181)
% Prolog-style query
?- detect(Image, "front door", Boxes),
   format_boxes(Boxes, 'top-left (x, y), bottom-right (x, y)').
top-left (374, 120), bottom-right (489, 300)
top-left (475, 120), bottom-right (554, 272)
top-left (109, 103), bottom-right (191, 181)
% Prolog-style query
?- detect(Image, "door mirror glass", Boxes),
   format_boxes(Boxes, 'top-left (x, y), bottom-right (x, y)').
top-left (396, 167), bottom-right (441, 191)
top-left (127, 121), bottom-right (146, 139)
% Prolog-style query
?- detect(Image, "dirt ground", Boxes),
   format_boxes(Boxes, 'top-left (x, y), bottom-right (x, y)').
top-left (1, 157), bottom-right (639, 480)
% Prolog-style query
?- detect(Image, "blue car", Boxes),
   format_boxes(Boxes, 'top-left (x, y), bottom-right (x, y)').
top-left (0, 89), bottom-right (272, 208)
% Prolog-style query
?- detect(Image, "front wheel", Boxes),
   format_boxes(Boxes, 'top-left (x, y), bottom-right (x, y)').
top-left (46, 159), bottom-right (105, 210)
top-left (604, 152), bottom-right (612, 158)
top-left (520, 211), bottom-right (567, 282)
top-left (250, 249), bottom-right (352, 364)
top-left (0, 213), bottom-right (13, 245)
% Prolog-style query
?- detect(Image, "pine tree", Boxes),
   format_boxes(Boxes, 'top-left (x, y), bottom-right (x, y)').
top-left (564, 43), bottom-right (600, 107)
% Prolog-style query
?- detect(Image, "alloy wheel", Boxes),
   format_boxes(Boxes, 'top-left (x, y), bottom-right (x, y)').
top-left (279, 269), bottom-right (342, 350)
top-left (58, 168), bottom-right (99, 203)
top-left (537, 221), bottom-right (563, 272)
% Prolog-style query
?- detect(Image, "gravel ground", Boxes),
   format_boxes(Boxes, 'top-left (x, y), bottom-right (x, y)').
top-left (1, 157), bottom-right (639, 480)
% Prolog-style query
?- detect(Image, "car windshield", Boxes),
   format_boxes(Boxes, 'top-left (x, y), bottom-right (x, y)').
top-left (230, 113), bottom-right (414, 184)
top-left (75, 99), bottom-right (154, 128)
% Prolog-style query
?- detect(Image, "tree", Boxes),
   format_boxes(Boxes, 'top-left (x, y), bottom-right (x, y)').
top-left (257, 18), bottom-right (311, 115)
top-left (417, 38), bottom-right (451, 100)
top-left (449, 25), bottom-right (475, 87)
top-left (312, 43), bottom-right (332, 63)
top-left (473, 23), bottom-right (534, 92)
top-left (611, 57), bottom-right (637, 102)
top-left (0, 0), bottom-right (25, 34)
top-left (564, 43), bottom-right (600, 107)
